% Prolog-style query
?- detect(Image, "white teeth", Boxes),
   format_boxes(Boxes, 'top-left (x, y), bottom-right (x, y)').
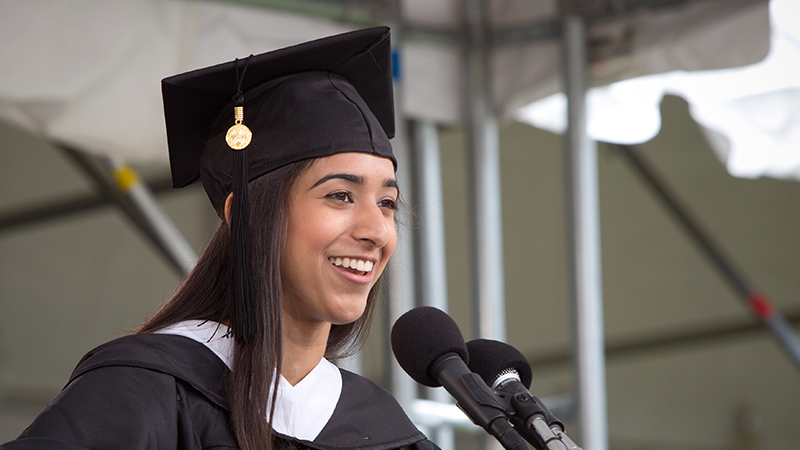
top-left (330, 257), bottom-right (375, 273)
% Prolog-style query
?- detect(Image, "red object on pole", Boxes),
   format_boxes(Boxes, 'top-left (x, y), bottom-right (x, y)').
top-left (748, 293), bottom-right (775, 321)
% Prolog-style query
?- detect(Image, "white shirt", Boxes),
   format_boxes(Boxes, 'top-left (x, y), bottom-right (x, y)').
top-left (156, 320), bottom-right (342, 441)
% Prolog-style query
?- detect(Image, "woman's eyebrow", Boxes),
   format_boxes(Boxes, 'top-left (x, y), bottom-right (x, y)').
top-left (311, 174), bottom-right (399, 191)
top-left (311, 173), bottom-right (363, 189)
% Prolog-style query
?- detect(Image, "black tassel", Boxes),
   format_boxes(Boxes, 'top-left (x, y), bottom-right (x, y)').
top-left (229, 56), bottom-right (254, 343)
top-left (231, 147), bottom-right (253, 343)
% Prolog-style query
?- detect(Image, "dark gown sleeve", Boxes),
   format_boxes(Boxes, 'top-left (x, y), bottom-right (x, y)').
top-left (1, 335), bottom-right (238, 450)
top-left (2, 365), bottom-right (181, 450)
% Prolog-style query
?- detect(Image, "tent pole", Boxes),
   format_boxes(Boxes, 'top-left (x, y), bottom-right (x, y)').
top-left (0, 175), bottom-right (174, 233)
top-left (388, 42), bottom-right (417, 410)
top-left (412, 121), bottom-right (449, 318)
top-left (463, 2), bottom-right (505, 449)
top-left (562, 14), bottom-right (609, 450)
top-left (412, 119), bottom-right (455, 450)
top-left (615, 144), bottom-right (800, 372)
top-left (101, 155), bottom-right (197, 275)
top-left (60, 145), bottom-right (196, 276)
top-left (464, 0), bottom-right (506, 343)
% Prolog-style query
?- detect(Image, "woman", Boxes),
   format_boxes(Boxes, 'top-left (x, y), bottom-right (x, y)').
top-left (3, 27), bottom-right (437, 450)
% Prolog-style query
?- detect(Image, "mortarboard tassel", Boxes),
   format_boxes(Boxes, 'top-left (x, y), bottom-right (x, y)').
top-left (227, 57), bottom-right (254, 343)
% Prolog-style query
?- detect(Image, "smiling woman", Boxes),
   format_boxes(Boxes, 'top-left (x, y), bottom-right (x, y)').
top-left (1, 28), bottom-right (438, 450)
top-left (281, 153), bottom-right (397, 332)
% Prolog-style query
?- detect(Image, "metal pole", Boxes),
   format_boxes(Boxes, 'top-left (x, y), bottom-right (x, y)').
top-left (60, 145), bottom-right (196, 277)
top-left (414, 120), bottom-right (449, 313)
top-left (0, 175), bottom-right (174, 234)
top-left (413, 119), bottom-right (455, 450)
top-left (615, 144), bottom-right (800, 372)
top-left (388, 42), bottom-right (417, 410)
top-left (102, 156), bottom-right (197, 275)
top-left (464, 0), bottom-right (506, 342)
top-left (463, 2), bottom-right (505, 449)
top-left (562, 15), bottom-right (609, 450)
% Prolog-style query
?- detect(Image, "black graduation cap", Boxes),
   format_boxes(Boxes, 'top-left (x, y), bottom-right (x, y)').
top-left (163, 26), bottom-right (395, 211)
top-left (161, 27), bottom-right (396, 343)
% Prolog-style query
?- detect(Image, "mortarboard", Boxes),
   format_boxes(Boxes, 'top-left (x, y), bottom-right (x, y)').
top-left (163, 26), bottom-right (395, 211)
top-left (161, 27), bottom-right (395, 343)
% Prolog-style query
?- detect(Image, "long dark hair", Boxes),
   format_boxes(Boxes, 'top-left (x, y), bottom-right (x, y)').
top-left (138, 158), bottom-right (382, 450)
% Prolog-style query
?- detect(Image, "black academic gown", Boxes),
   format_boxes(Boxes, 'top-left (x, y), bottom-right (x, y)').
top-left (1, 334), bottom-right (439, 450)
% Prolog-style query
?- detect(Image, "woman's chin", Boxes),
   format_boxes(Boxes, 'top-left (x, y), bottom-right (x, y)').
top-left (328, 305), bottom-right (367, 325)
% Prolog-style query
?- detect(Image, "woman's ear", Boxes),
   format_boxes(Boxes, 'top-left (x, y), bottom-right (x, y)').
top-left (224, 193), bottom-right (233, 226)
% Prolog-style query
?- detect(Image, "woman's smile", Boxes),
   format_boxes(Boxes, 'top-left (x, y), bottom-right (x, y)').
top-left (328, 256), bottom-right (376, 281)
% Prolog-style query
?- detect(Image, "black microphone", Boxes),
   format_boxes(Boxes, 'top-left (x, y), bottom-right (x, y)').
top-left (391, 307), bottom-right (528, 450)
top-left (467, 339), bottom-right (583, 450)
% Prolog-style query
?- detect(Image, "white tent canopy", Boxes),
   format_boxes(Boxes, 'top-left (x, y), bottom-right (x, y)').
top-left (0, 0), bottom-right (773, 168)
top-left (517, 0), bottom-right (800, 180)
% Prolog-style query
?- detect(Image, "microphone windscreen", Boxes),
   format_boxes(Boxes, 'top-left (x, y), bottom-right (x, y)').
top-left (466, 339), bottom-right (533, 389)
top-left (391, 306), bottom-right (468, 387)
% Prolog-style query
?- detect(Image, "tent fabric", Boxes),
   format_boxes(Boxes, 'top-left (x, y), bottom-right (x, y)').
top-left (0, 0), bottom-right (772, 170)
top-left (517, 0), bottom-right (800, 181)
top-left (0, 0), bottom-right (352, 162)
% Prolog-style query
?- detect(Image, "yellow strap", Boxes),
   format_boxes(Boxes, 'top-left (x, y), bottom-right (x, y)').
top-left (113, 165), bottom-right (140, 192)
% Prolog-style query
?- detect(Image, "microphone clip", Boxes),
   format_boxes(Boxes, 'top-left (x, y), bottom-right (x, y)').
top-left (431, 354), bottom-right (528, 450)
top-left (492, 381), bottom-right (579, 450)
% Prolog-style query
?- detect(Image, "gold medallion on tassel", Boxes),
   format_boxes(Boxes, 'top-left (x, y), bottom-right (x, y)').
top-left (226, 106), bottom-right (252, 150)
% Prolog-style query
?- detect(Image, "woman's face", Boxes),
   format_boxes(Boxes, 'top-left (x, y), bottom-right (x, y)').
top-left (281, 152), bottom-right (398, 326)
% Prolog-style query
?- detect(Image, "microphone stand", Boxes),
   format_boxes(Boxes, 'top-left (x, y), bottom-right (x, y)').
top-left (432, 354), bottom-right (529, 450)
top-left (491, 383), bottom-right (582, 450)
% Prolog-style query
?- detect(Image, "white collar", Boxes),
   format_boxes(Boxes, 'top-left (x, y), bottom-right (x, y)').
top-left (156, 320), bottom-right (342, 442)
top-left (270, 356), bottom-right (342, 441)
top-left (155, 320), bottom-right (233, 367)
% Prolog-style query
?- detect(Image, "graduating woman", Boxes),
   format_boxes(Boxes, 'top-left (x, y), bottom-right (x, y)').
top-left (2, 27), bottom-right (438, 450)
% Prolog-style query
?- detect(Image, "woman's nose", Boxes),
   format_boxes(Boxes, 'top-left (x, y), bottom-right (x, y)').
top-left (352, 203), bottom-right (393, 248)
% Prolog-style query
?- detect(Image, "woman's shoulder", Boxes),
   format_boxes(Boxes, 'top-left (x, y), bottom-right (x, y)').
top-left (336, 369), bottom-right (404, 408)
top-left (3, 334), bottom-right (236, 450)
top-left (69, 333), bottom-right (230, 407)
top-left (310, 369), bottom-right (433, 450)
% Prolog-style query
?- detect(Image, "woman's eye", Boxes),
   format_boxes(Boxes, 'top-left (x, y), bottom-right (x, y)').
top-left (379, 198), bottom-right (398, 210)
top-left (327, 192), bottom-right (352, 203)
